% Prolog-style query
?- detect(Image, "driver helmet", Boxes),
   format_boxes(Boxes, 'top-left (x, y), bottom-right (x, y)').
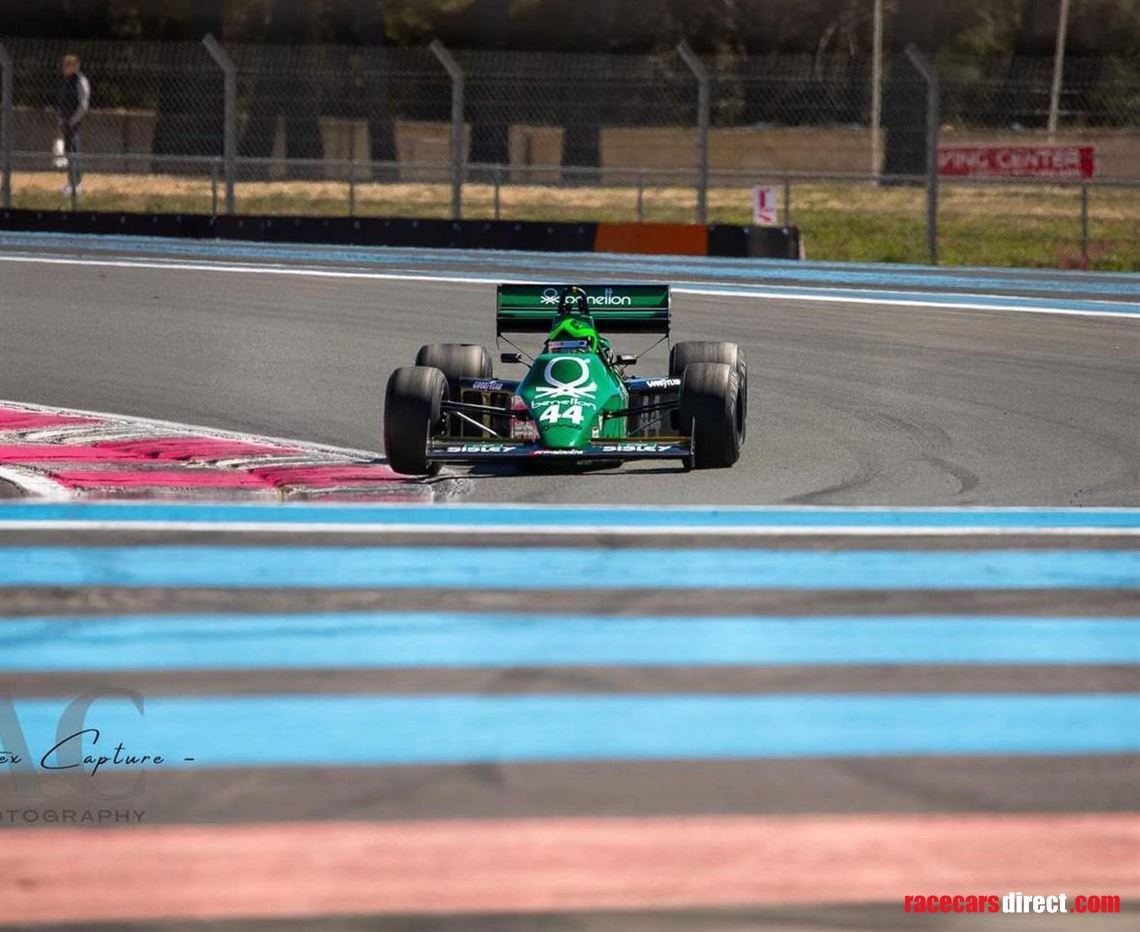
top-left (547, 314), bottom-right (599, 352)
top-left (547, 286), bottom-right (599, 351)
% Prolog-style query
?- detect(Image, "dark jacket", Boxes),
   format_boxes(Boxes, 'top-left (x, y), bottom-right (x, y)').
top-left (57, 72), bottom-right (91, 128)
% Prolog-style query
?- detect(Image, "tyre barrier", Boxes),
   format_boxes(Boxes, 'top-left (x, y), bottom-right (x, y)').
top-left (0, 208), bottom-right (800, 259)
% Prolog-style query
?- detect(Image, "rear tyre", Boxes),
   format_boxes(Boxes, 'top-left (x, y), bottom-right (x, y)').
top-left (678, 362), bottom-right (743, 469)
top-left (415, 343), bottom-right (494, 437)
top-left (670, 341), bottom-right (747, 441)
top-left (383, 365), bottom-right (447, 476)
top-left (415, 343), bottom-right (492, 396)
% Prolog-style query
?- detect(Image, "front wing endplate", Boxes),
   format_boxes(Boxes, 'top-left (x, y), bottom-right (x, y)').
top-left (427, 438), bottom-right (691, 463)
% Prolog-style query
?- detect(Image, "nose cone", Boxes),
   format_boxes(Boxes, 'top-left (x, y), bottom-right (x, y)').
top-left (521, 354), bottom-right (607, 450)
top-left (535, 417), bottom-right (595, 449)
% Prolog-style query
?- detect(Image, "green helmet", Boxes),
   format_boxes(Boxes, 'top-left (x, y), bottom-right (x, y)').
top-left (547, 313), bottom-right (599, 352)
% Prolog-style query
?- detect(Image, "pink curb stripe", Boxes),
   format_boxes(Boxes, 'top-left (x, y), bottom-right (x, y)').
top-left (0, 813), bottom-right (1136, 924)
top-left (94, 438), bottom-right (302, 461)
top-left (249, 463), bottom-right (404, 486)
top-left (48, 469), bottom-right (275, 489)
top-left (0, 400), bottom-right (428, 501)
top-left (0, 408), bottom-right (101, 430)
top-left (0, 444), bottom-right (150, 463)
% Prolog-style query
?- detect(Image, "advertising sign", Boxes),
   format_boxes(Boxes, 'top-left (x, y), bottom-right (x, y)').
top-left (937, 145), bottom-right (1096, 179)
top-left (752, 185), bottom-right (779, 225)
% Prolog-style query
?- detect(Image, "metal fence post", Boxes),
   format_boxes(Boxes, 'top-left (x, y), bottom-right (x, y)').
top-left (905, 44), bottom-right (939, 264)
top-left (870, 0), bottom-right (883, 180)
top-left (1048, 0), bottom-right (1072, 142)
top-left (202, 34), bottom-right (235, 215)
top-left (0, 42), bottom-right (12, 209)
top-left (430, 40), bottom-right (464, 220)
top-left (677, 41), bottom-right (709, 225)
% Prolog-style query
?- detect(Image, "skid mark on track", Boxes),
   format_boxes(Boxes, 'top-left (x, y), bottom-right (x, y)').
top-left (921, 454), bottom-right (980, 496)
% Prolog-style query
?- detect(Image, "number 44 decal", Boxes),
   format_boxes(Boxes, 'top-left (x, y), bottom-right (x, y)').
top-left (537, 403), bottom-right (585, 425)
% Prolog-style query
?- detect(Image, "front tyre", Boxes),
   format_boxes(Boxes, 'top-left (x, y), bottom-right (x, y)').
top-left (383, 365), bottom-right (447, 476)
top-left (678, 362), bottom-right (743, 469)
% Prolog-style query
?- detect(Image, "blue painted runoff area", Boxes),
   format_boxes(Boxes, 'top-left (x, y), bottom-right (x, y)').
top-left (2, 502), bottom-right (1139, 530)
top-left (1, 614), bottom-right (1136, 672)
top-left (7, 694), bottom-right (1138, 767)
top-left (3, 232), bottom-right (1140, 299)
top-left (0, 546), bottom-right (1137, 589)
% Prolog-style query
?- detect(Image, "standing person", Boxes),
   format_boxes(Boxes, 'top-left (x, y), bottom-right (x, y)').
top-left (57, 54), bottom-right (91, 196)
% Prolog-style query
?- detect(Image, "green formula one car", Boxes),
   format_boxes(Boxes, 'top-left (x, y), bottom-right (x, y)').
top-left (382, 283), bottom-right (746, 475)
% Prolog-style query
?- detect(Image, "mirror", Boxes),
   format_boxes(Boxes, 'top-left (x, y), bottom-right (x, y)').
top-left (500, 352), bottom-right (523, 364)
top-left (616, 354), bottom-right (638, 366)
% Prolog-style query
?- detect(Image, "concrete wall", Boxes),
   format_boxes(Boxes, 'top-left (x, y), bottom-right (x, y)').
top-left (602, 127), bottom-right (878, 180)
top-left (11, 107), bottom-right (1140, 181)
top-left (13, 107), bottom-right (158, 172)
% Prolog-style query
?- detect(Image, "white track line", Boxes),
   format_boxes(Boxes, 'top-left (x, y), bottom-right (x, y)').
top-left (674, 285), bottom-right (1140, 320)
top-left (1, 520), bottom-right (1138, 536)
top-left (1, 254), bottom-right (1137, 321)
top-left (0, 466), bottom-right (71, 501)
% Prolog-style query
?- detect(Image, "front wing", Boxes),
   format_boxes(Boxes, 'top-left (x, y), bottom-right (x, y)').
top-left (427, 438), bottom-right (692, 464)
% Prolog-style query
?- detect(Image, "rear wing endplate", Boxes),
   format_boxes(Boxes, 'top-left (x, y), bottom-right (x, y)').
top-left (496, 284), bottom-right (670, 335)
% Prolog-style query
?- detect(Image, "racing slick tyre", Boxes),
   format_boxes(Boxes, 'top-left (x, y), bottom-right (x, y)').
top-left (384, 365), bottom-right (448, 476)
top-left (678, 362), bottom-right (743, 469)
top-left (415, 343), bottom-right (493, 437)
top-left (414, 343), bottom-right (493, 396)
top-left (669, 341), bottom-right (747, 441)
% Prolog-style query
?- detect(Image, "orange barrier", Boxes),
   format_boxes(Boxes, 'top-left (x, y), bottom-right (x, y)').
top-left (594, 222), bottom-right (709, 256)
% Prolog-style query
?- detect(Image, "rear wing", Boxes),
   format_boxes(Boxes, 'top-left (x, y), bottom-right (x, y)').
top-left (496, 284), bottom-right (670, 335)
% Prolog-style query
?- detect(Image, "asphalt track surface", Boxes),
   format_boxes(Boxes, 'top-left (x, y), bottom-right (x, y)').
top-left (0, 234), bottom-right (1137, 505)
top-left (0, 237), bottom-right (1138, 930)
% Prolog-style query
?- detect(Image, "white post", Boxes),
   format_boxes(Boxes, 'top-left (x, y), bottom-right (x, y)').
top-left (1047, 0), bottom-right (1071, 143)
top-left (870, 0), bottom-right (883, 180)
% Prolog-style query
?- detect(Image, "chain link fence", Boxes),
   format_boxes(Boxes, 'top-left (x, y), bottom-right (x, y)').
top-left (0, 36), bottom-right (1137, 268)
top-left (934, 55), bottom-right (1140, 268)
